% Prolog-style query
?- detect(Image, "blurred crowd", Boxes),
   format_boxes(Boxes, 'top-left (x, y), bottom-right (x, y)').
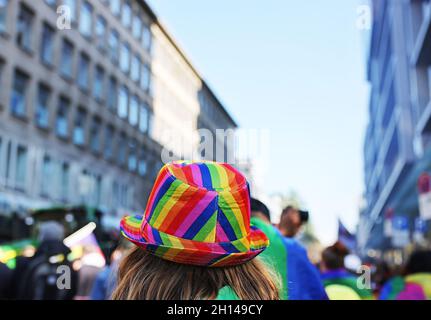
top-left (0, 198), bottom-right (430, 300)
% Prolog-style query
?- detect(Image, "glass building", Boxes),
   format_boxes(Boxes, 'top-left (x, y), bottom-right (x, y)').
top-left (360, 0), bottom-right (431, 260)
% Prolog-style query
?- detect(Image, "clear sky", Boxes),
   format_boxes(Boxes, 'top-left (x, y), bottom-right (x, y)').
top-left (147, 0), bottom-right (370, 245)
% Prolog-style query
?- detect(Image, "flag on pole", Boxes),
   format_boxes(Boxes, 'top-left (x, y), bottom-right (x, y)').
top-left (338, 218), bottom-right (356, 252)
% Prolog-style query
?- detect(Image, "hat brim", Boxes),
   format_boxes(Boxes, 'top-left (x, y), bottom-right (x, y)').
top-left (120, 215), bottom-right (269, 267)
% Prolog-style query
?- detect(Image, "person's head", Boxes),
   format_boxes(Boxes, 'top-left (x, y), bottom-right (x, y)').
top-left (113, 161), bottom-right (280, 300)
top-left (38, 221), bottom-right (65, 242)
top-left (404, 250), bottom-right (431, 275)
top-left (373, 260), bottom-right (393, 287)
top-left (250, 198), bottom-right (271, 223)
top-left (320, 241), bottom-right (349, 272)
top-left (112, 247), bottom-right (279, 300)
top-left (278, 206), bottom-right (308, 237)
top-left (102, 238), bottom-right (131, 266)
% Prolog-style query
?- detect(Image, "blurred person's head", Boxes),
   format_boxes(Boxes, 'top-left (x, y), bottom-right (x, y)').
top-left (38, 221), bottom-right (65, 242)
top-left (105, 239), bottom-right (131, 265)
top-left (112, 161), bottom-right (280, 300)
top-left (320, 241), bottom-right (349, 272)
top-left (250, 198), bottom-right (271, 223)
top-left (373, 260), bottom-right (393, 287)
top-left (278, 206), bottom-right (309, 237)
top-left (404, 250), bottom-right (431, 275)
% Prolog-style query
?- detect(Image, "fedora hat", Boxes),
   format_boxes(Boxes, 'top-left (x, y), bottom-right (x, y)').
top-left (120, 161), bottom-right (268, 267)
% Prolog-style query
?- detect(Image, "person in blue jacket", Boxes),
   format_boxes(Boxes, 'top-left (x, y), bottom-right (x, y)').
top-left (250, 199), bottom-right (327, 300)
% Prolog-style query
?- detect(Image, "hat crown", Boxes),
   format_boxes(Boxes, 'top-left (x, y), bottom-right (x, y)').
top-left (143, 161), bottom-right (251, 243)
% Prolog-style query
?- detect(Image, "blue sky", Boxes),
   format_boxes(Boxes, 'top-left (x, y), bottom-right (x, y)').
top-left (147, 0), bottom-right (370, 245)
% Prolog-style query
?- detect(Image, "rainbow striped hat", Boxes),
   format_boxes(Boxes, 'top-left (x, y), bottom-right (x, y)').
top-left (120, 161), bottom-right (269, 267)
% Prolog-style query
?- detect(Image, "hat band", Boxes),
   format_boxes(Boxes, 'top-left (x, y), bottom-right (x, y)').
top-left (138, 217), bottom-right (267, 254)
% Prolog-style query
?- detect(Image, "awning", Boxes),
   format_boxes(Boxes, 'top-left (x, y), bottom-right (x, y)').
top-left (0, 191), bottom-right (53, 217)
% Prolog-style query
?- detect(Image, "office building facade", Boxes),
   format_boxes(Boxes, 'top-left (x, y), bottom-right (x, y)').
top-left (0, 0), bottom-right (237, 240)
top-left (360, 0), bottom-right (431, 257)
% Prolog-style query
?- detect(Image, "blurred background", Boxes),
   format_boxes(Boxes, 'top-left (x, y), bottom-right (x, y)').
top-left (0, 0), bottom-right (431, 292)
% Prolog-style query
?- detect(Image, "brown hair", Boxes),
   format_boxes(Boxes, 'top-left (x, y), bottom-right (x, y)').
top-left (111, 247), bottom-right (280, 300)
top-left (321, 241), bottom-right (349, 270)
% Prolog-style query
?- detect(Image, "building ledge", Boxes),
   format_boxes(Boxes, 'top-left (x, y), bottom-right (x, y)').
top-left (411, 11), bottom-right (431, 66)
top-left (416, 100), bottom-right (431, 135)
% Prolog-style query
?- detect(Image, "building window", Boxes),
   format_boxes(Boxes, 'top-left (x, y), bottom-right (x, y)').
top-left (148, 112), bottom-right (154, 137)
top-left (140, 64), bottom-right (151, 92)
top-left (0, 138), bottom-right (2, 179)
top-left (17, 4), bottom-right (34, 51)
top-left (56, 97), bottom-right (70, 138)
top-left (121, 1), bottom-right (132, 28)
top-left (94, 65), bottom-right (105, 101)
top-left (36, 84), bottom-right (51, 128)
top-left (41, 155), bottom-right (52, 197)
top-left (3, 140), bottom-right (11, 181)
top-left (110, 0), bottom-right (120, 16)
top-left (15, 145), bottom-right (27, 189)
top-left (10, 70), bottom-right (29, 118)
top-left (139, 103), bottom-right (149, 133)
top-left (117, 133), bottom-right (127, 166)
top-left (131, 54), bottom-right (141, 83)
top-left (40, 23), bottom-right (55, 66)
top-left (120, 42), bottom-right (130, 74)
top-left (60, 162), bottom-right (69, 201)
top-left (132, 14), bottom-right (142, 40)
top-left (79, 1), bottom-right (93, 38)
top-left (118, 86), bottom-right (128, 119)
top-left (89, 117), bottom-right (101, 153)
top-left (121, 184), bottom-right (130, 208)
top-left (104, 125), bottom-right (114, 160)
top-left (95, 15), bottom-right (106, 51)
top-left (128, 139), bottom-right (137, 172)
top-left (0, 0), bottom-right (9, 33)
top-left (112, 181), bottom-right (119, 207)
top-left (129, 95), bottom-right (139, 126)
top-left (108, 29), bottom-right (119, 63)
top-left (77, 53), bottom-right (90, 90)
top-left (0, 58), bottom-right (3, 87)
top-left (107, 76), bottom-right (117, 111)
top-left (63, 0), bottom-right (76, 22)
top-left (60, 39), bottom-right (74, 78)
top-left (142, 24), bottom-right (152, 52)
top-left (73, 108), bottom-right (86, 146)
top-left (95, 175), bottom-right (102, 206)
top-left (138, 147), bottom-right (147, 177)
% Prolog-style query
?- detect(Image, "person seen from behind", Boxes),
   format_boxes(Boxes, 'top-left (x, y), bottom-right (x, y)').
top-left (91, 241), bottom-right (129, 300)
top-left (75, 244), bottom-right (105, 299)
top-left (320, 241), bottom-right (373, 300)
top-left (112, 161), bottom-right (280, 300)
top-left (10, 221), bottom-right (78, 300)
top-left (379, 250), bottom-right (431, 300)
top-left (233, 198), bottom-right (327, 300)
top-left (0, 262), bottom-right (12, 299)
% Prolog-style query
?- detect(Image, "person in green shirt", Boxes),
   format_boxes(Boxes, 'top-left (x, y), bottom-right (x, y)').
top-left (218, 198), bottom-right (328, 300)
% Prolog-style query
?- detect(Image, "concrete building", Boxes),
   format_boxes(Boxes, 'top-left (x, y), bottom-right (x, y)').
top-left (0, 0), bottom-right (237, 241)
top-left (360, 0), bottom-right (431, 257)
